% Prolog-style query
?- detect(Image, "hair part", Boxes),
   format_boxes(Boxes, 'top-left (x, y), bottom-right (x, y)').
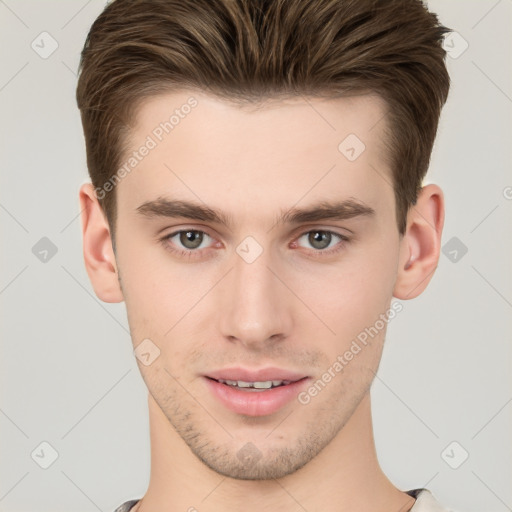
top-left (76, 0), bottom-right (451, 238)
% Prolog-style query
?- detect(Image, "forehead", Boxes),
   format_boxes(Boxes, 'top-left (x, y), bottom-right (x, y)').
top-left (117, 90), bottom-right (393, 224)
top-left (130, 89), bottom-right (389, 153)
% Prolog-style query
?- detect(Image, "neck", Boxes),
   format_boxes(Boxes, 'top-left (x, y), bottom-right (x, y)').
top-left (136, 392), bottom-right (414, 512)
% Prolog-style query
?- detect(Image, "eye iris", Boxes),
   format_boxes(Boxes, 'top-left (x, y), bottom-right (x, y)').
top-left (308, 231), bottom-right (331, 250)
top-left (180, 230), bottom-right (203, 249)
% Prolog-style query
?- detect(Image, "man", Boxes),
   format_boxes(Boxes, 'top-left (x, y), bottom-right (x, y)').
top-left (76, 0), bottom-right (454, 510)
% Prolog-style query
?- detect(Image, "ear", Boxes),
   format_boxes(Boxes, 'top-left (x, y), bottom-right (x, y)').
top-left (79, 183), bottom-right (124, 303)
top-left (393, 184), bottom-right (445, 299)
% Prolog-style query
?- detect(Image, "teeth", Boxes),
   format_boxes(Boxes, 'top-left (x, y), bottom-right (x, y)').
top-left (253, 381), bottom-right (272, 389)
top-left (217, 379), bottom-right (290, 389)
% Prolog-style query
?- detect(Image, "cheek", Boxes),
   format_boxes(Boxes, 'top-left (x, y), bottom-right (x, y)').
top-left (117, 240), bottom-right (198, 331)
top-left (290, 238), bottom-right (400, 342)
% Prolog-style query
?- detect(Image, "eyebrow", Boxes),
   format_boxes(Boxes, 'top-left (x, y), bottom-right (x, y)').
top-left (135, 197), bottom-right (375, 228)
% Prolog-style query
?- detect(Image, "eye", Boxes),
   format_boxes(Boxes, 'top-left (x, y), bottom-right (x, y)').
top-left (162, 229), bottom-right (214, 254)
top-left (159, 227), bottom-right (349, 260)
top-left (295, 230), bottom-right (349, 254)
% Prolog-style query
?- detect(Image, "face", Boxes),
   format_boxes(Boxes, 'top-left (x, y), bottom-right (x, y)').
top-left (113, 90), bottom-right (401, 479)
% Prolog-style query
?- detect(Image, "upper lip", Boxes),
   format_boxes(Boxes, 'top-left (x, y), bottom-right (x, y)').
top-left (205, 367), bottom-right (308, 382)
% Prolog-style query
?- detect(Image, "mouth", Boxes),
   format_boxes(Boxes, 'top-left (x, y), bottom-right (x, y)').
top-left (206, 377), bottom-right (301, 391)
top-left (203, 369), bottom-right (310, 416)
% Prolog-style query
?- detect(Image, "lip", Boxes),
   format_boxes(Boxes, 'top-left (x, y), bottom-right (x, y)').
top-left (203, 369), bottom-right (310, 417)
top-left (205, 367), bottom-right (307, 382)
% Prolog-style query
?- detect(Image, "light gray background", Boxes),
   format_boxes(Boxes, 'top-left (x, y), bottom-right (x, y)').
top-left (1, 1), bottom-right (511, 511)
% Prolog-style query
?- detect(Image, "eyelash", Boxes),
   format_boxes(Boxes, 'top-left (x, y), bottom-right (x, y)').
top-left (159, 228), bottom-right (350, 260)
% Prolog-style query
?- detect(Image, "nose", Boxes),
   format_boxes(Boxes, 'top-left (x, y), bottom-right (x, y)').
top-left (218, 248), bottom-right (292, 350)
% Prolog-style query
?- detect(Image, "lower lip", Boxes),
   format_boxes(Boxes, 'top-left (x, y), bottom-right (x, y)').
top-left (204, 377), bottom-right (310, 417)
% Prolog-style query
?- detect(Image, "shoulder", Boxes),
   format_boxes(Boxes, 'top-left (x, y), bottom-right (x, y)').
top-left (113, 499), bottom-right (140, 512)
top-left (408, 489), bottom-right (459, 512)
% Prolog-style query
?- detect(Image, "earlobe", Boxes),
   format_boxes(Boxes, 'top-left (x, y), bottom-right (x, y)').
top-left (79, 183), bottom-right (124, 303)
top-left (393, 184), bottom-right (445, 300)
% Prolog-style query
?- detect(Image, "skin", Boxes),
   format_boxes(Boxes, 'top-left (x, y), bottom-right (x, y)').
top-left (79, 90), bottom-right (444, 512)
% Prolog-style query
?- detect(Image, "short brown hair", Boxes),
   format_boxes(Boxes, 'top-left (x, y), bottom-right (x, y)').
top-left (76, 0), bottom-right (451, 236)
